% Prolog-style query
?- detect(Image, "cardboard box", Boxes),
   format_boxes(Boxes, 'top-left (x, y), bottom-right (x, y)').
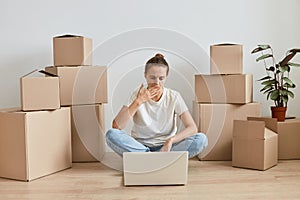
top-left (210, 44), bottom-right (243, 74)
top-left (123, 152), bottom-right (188, 186)
top-left (0, 107), bottom-right (71, 181)
top-left (193, 102), bottom-right (260, 160)
top-left (71, 104), bottom-right (105, 162)
top-left (232, 120), bottom-right (278, 170)
top-left (53, 35), bottom-right (92, 66)
top-left (248, 117), bottom-right (300, 159)
top-left (45, 66), bottom-right (107, 106)
top-left (20, 70), bottom-right (60, 111)
top-left (195, 74), bottom-right (252, 104)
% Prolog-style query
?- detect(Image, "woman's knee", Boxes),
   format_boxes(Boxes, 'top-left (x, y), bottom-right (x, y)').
top-left (193, 133), bottom-right (208, 151)
top-left (106, 128), bottom-right (122, 142)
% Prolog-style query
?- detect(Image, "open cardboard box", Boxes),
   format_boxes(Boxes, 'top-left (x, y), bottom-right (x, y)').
top-left (20, 69), bottom-right (60, 111)
top-left (232, 119), bottom-right (278, 171)
top-left (248, 117), bottom-right (300, 160)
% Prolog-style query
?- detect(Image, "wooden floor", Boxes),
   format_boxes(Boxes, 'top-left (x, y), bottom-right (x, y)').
top-left (1, 155), bottom-right (300, 200)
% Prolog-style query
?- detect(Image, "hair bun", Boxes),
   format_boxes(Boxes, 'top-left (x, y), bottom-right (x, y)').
top-left (155, 53), bottom-right (164, 58)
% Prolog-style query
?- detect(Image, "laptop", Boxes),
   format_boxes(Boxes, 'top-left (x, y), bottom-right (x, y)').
top-left (123, 151), bottom-right (188, 186)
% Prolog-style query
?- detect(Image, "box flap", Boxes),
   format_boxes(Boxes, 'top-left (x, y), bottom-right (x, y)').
top-left (247, 117), bottom-right (278, 133)
top-left (21, 69), bottom-right (58, 78)
top-left (233, 120), bottom-right (266, 139)
top-left (54, 34), bottom-right (82, 38)
top-left (212, 43), bottom-right (241, 46)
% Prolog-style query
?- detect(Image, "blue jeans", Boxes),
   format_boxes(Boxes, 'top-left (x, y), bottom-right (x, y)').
top-left (105, 128), bottom-right (208, 159)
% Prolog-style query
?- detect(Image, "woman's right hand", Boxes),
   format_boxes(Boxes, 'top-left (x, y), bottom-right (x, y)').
top-left (136, 84), bottom-right (160, 104)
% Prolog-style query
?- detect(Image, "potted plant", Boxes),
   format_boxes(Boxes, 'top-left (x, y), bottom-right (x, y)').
top-left (251, 45), bottom-right (300, 121)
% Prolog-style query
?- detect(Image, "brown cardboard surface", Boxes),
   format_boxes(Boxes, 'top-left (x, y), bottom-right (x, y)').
top-left (0, 107), bottom-right (71, 181)
top-left (232, 120), bottom-right (278, 170)
top-left (195, 74), bottom-right (252, 104)
top-left (247, 117), bottom-right (300, 159)
top-left (193, 102), bottom-right (260, 160)
top-left (210, 44), bottom-right (243, 74)
top-left (53, 35), bottom-right (92, 66)
top-left (20, 76), bottom-right (60, 111)
top-left (45, 66), bottom-right (107, 106)
top-left (71, 104), bottom-right (105, 162)
top-left (123, 152), bottom-right (188, 186)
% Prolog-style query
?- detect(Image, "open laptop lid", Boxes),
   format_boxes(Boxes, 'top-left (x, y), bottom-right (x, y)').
top-left (123, 151), bottom-right (188, 186)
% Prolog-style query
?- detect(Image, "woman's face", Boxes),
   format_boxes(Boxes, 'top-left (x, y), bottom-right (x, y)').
top-left (144, 65), bottom-right (168, 88)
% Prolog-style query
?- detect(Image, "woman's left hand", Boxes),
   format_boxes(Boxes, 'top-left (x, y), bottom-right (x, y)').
top-left (160, 138), bottom-right (174, 152)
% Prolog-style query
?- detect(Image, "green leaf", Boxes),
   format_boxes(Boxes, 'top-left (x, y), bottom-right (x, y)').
top-left (283, 83), bottom-right (296, 88)
top-left (258, 45), bottom-right (271, 49)
top-left (282, 77), bottom-right (294, 85)
top-left (261, 79), bottom-right (275, 85)
top-left (288, 62), bottom-right (300, 67)
top-left (257, 75), bottom-right (271, 81)
top-left (251, 45), bottom-right (271, 54)
top-left (256, 54), bottom-right (273, 62)
top-left (260, 85), bottom-right (273, 92)
top-left (282, 95), bottom-right (288, 103)
top-left (263, 87), bottom-right (274, 94)
top-left (280, 89), bottom-right (288, 96)
top-left (279, 66), bottom-right (288, 72)
top-left (270, 90), bottom-right (279, 100)
top-left (287, 90), bottom-right (294, 98)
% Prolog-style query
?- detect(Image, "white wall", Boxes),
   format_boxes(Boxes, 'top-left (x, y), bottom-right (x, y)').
top-left (1, 0), bottom-right (300, 133)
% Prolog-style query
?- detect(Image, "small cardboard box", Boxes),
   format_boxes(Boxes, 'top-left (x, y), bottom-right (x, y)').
top-left (45, 66), bottom-right (107, 106)
top-left (193, 102), bottom-right (260, 160)
top-left (248, 117), bottom-right (300, 159)
top-left (123, 152), bottom-right (188, 186)
top-left (195, 74), bottom-right (252, 104)
top-left (53, 35), bottom-right (92, 66)
top-left (210, 44), bottom-right (243, 74)
top-left (71, 104), bottom-right (105, 162)
top-left (232, 120), bottom-right (278, 170)
top-left (0, 107), bottom-right (71, 181)
top-left (20, 70), bottom-right (60, 111)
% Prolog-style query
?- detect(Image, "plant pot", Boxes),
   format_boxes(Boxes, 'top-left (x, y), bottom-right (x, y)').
top-left (271, 106), bottom-right (287, 122)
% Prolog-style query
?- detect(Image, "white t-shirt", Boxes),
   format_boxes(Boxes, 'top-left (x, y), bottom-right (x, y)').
top-left (128, 87), bottom-right (188, 147)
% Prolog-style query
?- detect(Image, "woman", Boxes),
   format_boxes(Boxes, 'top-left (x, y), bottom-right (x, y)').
top-left (106, 53), bottom-right (208, 158)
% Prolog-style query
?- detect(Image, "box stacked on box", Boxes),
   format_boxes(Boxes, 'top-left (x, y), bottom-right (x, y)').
top-left (193, 43), bottom-right (261, 161)
top-left (50, 34), bottom-right (107, 162)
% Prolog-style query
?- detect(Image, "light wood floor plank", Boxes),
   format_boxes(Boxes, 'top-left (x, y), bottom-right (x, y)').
top-left (0, 156), bottom-right (299, 200)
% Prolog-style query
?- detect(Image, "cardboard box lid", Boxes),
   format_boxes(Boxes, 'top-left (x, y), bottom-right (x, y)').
top-left (233, 120), bottom-right (277, 140)
top-left (211, 43), bottom-right (242, 46)
top-left (247, 117), bottom-right (278, 133)
top-left (54, 34), bottom-right (89, 39)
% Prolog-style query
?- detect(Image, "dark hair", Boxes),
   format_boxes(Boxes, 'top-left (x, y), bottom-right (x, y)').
top-left (145, 53), bottom-right (169, 75)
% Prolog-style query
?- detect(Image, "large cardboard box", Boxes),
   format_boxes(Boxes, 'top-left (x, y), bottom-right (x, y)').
top-left (45, 66), bottom-right (107, 106)
top-left (123, 152), bottom-right (188, 186)
top-left (0, 107), bottom-right (71, 181)
top-left (248, 117), bottom-right (300, 159)
top-left (232, 120), bottom-right (278, 170)
top-left (20, 70), bottom-right (60, 111)
top-left (53, 35), bottom-right (92, 66)
top-left (210, 44), bottom-right (243, 74)
top-left (195, 74), bottom-right (252, 104)
top-left (71, 104), bottom-right (105, 162)
top-left (193, 102), bottom-right (260, 160)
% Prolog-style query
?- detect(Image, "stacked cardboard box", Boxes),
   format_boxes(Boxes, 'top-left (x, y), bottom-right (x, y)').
top-left (48, 35), bottom-right (107, 162)
top-left (0, 70), bottom-right (72, 181)
top-left (193, 44), bottom-right (261, 161)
